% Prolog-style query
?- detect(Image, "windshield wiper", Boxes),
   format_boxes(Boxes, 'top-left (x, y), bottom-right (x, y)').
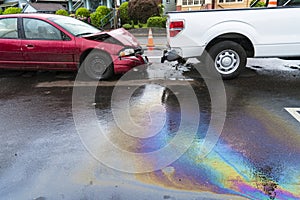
top-left (76, 32), bottom-right (93, 37)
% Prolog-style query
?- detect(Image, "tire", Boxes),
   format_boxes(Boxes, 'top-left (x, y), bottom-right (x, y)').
top-left (83, 51), bottom-right (114, 80)
top-left (206, 41), bottom-right (247, 80)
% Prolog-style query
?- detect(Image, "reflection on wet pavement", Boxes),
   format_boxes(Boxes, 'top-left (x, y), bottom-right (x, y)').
top-left (0, 57), bottom-right (300, 200)
top-left (88, 76), bottom-right (300, 199)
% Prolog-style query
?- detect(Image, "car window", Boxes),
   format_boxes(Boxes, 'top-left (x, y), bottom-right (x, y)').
top-left (0, 18), bottom-right (18, 39)
top-left (23, 18), bottom-right (62, 40)
top-left (49, 16), bottom-right (100, 36)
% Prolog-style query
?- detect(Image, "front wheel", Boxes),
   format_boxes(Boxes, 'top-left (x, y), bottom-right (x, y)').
top-left (206, 41), bottom-right (247, 80)
top-left (83, 51), bottom-right (114, 80)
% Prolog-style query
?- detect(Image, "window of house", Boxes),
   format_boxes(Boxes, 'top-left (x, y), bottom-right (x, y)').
top-left (182, 0), bottom-right (205, 5)
top-left (219, 0), bottom-right (243, 3)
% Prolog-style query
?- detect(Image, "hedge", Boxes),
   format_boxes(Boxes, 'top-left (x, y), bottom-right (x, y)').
top-left (95, 6), bottom-right (110, 16)
top-left (122, 23), bottom-right (132, 30)
top-left (119, 2), bottom-right (130, 25)
top-left (250, 0), bottom-right (266, 7)
top-left (147, 16), bottom-right (166, 28)
top-left (90, 6), bottom-right (111, 28)
top-left (3, 7), bottom-right (22, 15)
top-left (55, 9), bottom-right (69, 16)
top-left (75, 7), bottom-right (90, 18)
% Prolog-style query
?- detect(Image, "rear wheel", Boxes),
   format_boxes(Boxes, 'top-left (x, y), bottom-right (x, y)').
top-left (83, 51), bottom-right (114, 80)
top-left (206, 41), bottom-right (247, 79)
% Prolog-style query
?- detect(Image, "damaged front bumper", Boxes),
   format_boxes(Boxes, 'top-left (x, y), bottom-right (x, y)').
top-left (114, 47), bottom-right (149, 74)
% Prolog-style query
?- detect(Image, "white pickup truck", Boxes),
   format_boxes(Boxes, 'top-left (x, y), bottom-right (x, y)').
top-left (161, 4), bottom-right (300, 79)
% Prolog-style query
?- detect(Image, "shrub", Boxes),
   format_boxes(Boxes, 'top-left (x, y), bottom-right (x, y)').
top-left (90, 12), bottom-right (102, 27)
top-left (250, 0), bottom-right (266, 7)
top-left (56, 9), bottom-right (68, 16)
top-left (138, 21), bottom-right (143, 28)
top-left (128, 0), bottom-right (160, 24)
top-left (0, 9), bottom-right (2, 15)
top-left (75, 7), bottom-right (90, 18)
top-left (147, 16), bottom-right (166, 28)
top-left (90, 6), bottom-right (110, 28)
top-left (122, 23), bottom-right (132, 30)
top-left (256, 1), bottom-right (266, 6)
top-left (95, 6), bottom-right (110, 16)
top-left (119, 2), bottom-right (130, 25)
top-left (3, 7), bottom-right (22, 15)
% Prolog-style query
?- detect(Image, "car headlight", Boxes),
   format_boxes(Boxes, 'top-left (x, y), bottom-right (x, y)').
top-left (119, 48), bottom-right (135, 57)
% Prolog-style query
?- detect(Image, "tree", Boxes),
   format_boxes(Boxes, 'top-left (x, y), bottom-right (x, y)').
top-left (128, 0), bottom-right (160, 24)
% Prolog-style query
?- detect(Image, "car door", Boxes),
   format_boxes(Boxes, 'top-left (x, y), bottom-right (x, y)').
top-left (21, 17), bottom-right (77, 69)
top-left (0, 17), bottom-right (23, 69)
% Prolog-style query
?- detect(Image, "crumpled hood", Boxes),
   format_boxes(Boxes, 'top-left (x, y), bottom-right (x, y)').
top-left (107, 28), bottom-right (140, 47)
top-left (83, 28), bottom-right (140, 47)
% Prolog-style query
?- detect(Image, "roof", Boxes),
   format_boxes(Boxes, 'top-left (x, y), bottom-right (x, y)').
top-left (25, 2), bottom-right (66, 12)
top-left (0, 1), bottom-right (18, 8)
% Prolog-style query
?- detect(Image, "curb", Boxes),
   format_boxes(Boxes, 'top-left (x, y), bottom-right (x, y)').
top-left (128, 28), bottom-right (167, 37)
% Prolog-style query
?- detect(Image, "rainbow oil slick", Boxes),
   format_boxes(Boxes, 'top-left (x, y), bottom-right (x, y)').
top-left (130, 86), bottom-right (300, 200)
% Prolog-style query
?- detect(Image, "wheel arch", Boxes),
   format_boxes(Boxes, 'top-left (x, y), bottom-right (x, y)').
top-left (205, 33), bottom-right (255, 58)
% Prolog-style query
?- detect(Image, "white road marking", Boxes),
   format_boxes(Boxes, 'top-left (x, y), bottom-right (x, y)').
top-left (285, 107), bottom-right (300, 123)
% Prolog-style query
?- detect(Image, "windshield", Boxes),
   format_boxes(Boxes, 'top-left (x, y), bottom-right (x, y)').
top-left (48, 16), bottom-right (101, 36)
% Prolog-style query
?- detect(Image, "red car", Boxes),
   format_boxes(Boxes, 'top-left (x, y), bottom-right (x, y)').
top-left (0, 13), bottom-right (147, 79)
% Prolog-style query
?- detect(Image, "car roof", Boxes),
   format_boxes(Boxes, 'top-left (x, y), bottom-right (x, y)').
top-left (0, 13), bottom-right (69, 20)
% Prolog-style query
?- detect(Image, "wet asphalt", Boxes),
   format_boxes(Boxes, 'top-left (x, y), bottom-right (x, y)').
top-left (0, 38), bottom-right (300, 200)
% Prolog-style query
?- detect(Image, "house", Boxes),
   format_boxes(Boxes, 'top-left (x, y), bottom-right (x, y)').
top-left (0, 0), bottom-right (27, 10)
top-left (162, 0), bottom-right (177, 13)
top-left (176, 0), bottom-right (250, 11)
top-left (0, 0), bottom-right (124, 13)
top-left (23, 2), bottom-right (67, 13)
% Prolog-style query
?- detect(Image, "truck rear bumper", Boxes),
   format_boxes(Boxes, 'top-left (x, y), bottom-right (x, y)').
top-left (161, 46), bottom-right (205, 63)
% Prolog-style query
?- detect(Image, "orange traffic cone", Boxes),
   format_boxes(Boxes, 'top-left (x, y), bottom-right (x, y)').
top-left (268, 0), bottom-right (277, 6)
top-left (146, 28), bottom-right (155, 50)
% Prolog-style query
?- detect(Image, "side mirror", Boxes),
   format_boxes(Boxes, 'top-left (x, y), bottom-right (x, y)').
top-left (62, 32), bottom-right (71, 41)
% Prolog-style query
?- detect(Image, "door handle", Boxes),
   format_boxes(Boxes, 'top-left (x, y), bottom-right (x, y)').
top-left (25, 44), bottom-right (34, 48)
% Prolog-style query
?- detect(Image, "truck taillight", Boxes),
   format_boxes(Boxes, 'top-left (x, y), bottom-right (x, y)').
top-left (169, 20), bottom-right (184, 37)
